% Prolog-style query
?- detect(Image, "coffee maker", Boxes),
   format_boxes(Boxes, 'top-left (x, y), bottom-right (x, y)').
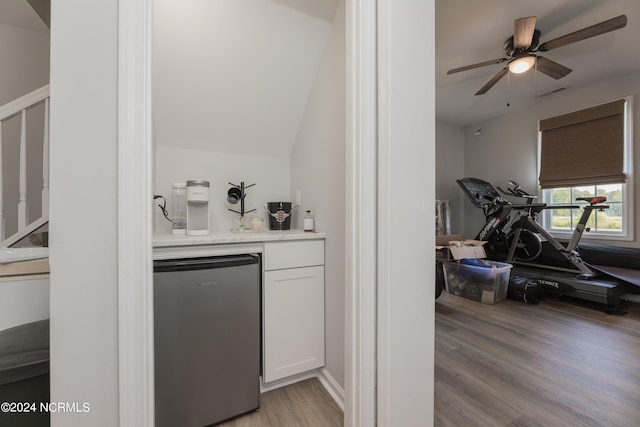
top-left (186, 180), bottom-right (210, 235)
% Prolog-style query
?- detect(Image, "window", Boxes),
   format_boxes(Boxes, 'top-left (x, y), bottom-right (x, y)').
top-left (538, 97), bottom-right (633, 240)
top-left (542, 184), bottom-right (626, 236)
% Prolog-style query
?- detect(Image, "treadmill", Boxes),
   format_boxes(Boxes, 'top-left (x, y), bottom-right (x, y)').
top-left (456, 177), bottom-right (630, 308)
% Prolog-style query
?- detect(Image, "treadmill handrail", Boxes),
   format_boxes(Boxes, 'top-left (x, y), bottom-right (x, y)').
top-left (510, 203), bottom-right (547, 209)
top-left (545, 204), bottom-right (580, 209)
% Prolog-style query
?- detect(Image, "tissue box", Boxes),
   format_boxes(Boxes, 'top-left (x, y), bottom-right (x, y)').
top-left (442, 260), bottom-right (512, 304)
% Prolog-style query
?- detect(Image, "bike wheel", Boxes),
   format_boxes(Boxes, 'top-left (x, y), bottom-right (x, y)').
top-left (509, 229), bottom-right (542, 261)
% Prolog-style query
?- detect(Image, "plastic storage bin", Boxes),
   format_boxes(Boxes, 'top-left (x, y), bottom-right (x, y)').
top-left (442, 260), bottom-right (512, 304)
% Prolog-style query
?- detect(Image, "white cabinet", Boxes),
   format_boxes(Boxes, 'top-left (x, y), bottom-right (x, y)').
top-left (263, 240), bottom-right (325, 383)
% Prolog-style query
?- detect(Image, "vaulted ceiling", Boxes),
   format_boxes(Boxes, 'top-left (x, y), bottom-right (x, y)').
top-left (0, 0), bottom-right (48, 32)
top-left (153, 0), bottom-right (339, 158)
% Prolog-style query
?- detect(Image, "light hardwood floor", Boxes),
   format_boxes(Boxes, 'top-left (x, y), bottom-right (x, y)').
top-left (219, 293), bottom-right (639, 427)
top-left (435, 292), bottom-right (640, 427)
top-left (217, 378), bottom-right (343, 427)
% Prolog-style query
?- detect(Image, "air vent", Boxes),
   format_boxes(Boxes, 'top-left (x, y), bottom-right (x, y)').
top-left (537, 86), bottom-right (567, 97)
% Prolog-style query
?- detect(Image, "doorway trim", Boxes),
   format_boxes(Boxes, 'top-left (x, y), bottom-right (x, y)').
top-left (345, 0), bottom-right (378, 425)
top-left (117, 0), bottom-right (155, 425)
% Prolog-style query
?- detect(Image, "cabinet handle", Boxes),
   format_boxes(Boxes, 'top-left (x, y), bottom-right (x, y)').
top-left (274, 275), bottom-right (316, 283)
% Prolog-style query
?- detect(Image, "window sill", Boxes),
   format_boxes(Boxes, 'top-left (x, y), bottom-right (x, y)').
top-left (548, 230), bottom-right (633, 243)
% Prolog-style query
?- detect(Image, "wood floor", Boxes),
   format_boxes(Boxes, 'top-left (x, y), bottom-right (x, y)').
top-left (217, 293), bottom-right (639, 427)
top-left (435, 292), bottom-right (640, 427)
top-left (217, 378), bottom-right (343, 427)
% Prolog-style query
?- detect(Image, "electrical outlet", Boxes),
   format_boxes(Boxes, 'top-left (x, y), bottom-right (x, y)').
top-left (296, 189), bottom-right (301, 206)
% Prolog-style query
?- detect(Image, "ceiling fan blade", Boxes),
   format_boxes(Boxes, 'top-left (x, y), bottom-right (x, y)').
top-left (475, 68), bottom-right (508, 96)
top-left (514, 16), bottom-right (537, 49)
top-left (538, 15), bottom-right (627, 52)
top-left (535, 56), bottom-right (572, 80)
top-left (447, 58), bottom-right (506, 75)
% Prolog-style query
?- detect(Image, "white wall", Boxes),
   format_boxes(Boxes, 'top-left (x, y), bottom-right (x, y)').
top-left (152, 0), bottom-right (336, 158)
top-left (290, 0), bottom-right (345, 389)
top-left (49, 1), bottom-right (119, 426)
top-left (0, 276), bottom-right (49, 331)
top-left (0, 24), bottom-right (49, 106)
top-left (460, 71), bottom-right (640, 245)
top-left (435, 121), bottom-right (465, 234)
top-left (154, 146), bottom-right (290, 233)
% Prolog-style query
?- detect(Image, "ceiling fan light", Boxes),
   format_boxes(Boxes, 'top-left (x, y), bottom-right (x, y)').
top-left (509, 56), bottom-right (536, 74)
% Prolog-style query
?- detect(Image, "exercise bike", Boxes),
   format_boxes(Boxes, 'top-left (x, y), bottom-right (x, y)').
top-left (457, 177), bottom-right (629, 307)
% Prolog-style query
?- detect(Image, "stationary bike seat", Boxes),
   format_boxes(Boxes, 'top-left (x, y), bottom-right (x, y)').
top-left (576, 196), bottom-right (607, 205)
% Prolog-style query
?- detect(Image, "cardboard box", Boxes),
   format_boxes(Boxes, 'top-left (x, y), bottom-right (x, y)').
top-left (435, 234), bottom-right (461, 261)
top-left (435, 234), bottom-right (463, 246)
top-left (435, 235), bottom-right (486, 261)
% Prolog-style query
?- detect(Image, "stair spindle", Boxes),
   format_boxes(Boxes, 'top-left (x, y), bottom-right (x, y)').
top-left (18, 109), bottom-right (28, 231)
top-left (42, 98), bottom-right (50, 217)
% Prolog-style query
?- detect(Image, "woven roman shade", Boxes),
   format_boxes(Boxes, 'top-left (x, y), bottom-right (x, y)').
top-left (539, 99), bottom-right (626, 189)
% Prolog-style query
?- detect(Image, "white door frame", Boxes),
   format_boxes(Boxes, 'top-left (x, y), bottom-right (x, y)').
top-left (344, 0), bottom-right (378, 425)
top-left (346, 1), bottom-right (436, 425)
top-left (117, 1), bottom-right (435, 426)
top-left (117, 0), bottom-right (155, 425)
top-left (375, 1), bottom-right (435, 425)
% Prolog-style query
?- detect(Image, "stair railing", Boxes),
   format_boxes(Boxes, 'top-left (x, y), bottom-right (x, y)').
top-left (0, 84), bottom-right (50, 243)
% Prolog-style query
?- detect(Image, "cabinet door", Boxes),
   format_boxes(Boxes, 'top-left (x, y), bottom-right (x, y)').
top-left (263, 265), bottom-right (325, 383)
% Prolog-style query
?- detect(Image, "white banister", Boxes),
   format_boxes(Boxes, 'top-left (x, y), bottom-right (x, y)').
top-left (42, 98), bottom-right (50, 217)
top-left (0, 121), bottom-right (4, 241)
top-left (0, 85), bottom-right (50, 122)
top-left (18, 109), bottom-right (29, 231)
top-left (0, 84), bottom-right (49, 246)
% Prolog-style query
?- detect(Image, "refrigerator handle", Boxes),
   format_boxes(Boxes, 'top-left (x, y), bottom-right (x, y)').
top-left (154, 254), bottom-right (259, 272)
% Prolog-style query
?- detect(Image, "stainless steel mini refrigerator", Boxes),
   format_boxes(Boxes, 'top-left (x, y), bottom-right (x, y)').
top-left (154, 254), bottom-right (260, 427)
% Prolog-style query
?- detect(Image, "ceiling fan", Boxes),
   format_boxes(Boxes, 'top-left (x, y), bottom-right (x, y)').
top-left (447, 15), bottom-right (628, 96)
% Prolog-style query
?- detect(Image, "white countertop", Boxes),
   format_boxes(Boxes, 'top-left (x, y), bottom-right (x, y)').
top-left (153, 229), bottom-right (326, 248)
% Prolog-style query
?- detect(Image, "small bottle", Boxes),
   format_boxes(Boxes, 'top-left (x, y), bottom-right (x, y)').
top-left (304, 210), bottom-right (314, 232)
top-left (171, 183), bottom-right (187, 234)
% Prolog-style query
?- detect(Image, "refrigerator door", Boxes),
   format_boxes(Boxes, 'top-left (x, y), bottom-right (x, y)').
top-left (154, 255), bottom-right (260, 427)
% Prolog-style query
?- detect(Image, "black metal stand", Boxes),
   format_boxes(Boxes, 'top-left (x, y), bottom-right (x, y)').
top-left (228, 181), bottom-right (256, 217)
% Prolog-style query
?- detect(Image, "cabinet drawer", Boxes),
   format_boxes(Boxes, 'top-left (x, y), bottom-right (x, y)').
top-left (264, 240), bottom-right (324, 271)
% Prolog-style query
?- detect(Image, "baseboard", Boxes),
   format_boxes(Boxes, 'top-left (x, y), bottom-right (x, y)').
top-left (317, 367), bottom-right (345, 411)
top-left (259, 367), bottom-right (345, 411)
top-left (260, 370), bottom-right (319, 393)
